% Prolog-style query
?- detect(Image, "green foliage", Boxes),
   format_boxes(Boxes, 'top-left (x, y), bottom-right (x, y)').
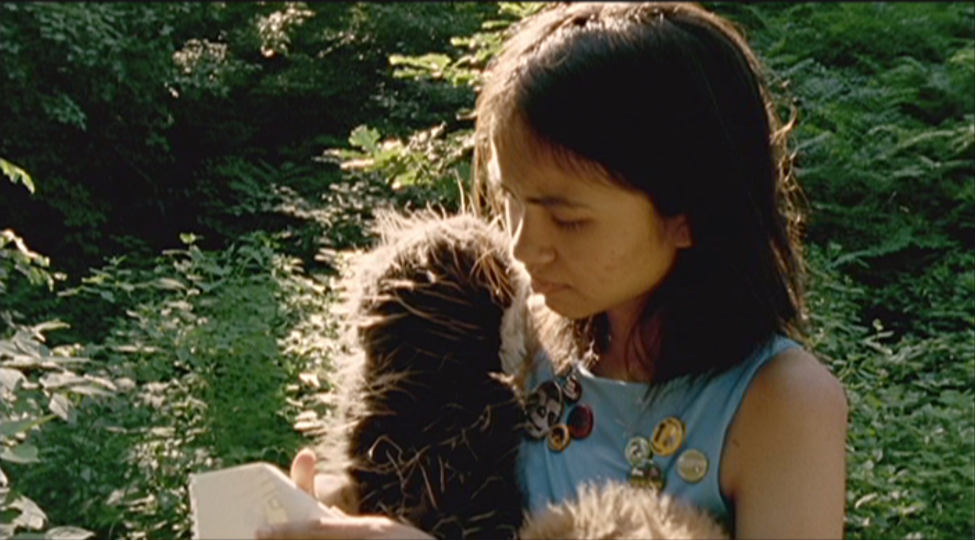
top-left (12, 232), bottom-right (330, 539)
top-left (0, 320), bottom-right (108, 540)
top-left (806, 245), bottom-right (975, 539)
top-left (724, 3), bottom-right (975, 336)
top-left (326, 3), bottom-right (549, 212)
top-left (0, 231), bottom-right (65, 297)
top-left (0, 2), bottom-right (494, 279)
top-left (327, 123), bottom-right (474, 213)
top-left (0, 158), bottom-right (34, 195)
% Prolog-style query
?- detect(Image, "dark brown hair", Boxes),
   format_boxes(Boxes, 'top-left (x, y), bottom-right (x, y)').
top-left (472, 2), bottom-right (806, 382)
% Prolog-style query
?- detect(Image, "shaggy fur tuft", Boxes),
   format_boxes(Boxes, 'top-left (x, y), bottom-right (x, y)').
top-left (337, 209), bottom-right (528, 538)
top-left (520, 482), bottom-right (728, 539)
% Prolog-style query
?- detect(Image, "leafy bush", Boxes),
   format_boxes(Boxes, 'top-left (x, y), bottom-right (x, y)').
top-left (13, 232), bottom-right (332, 539)
top-left (324, 3), bottom-right (548, 213)
top-left (2, 159), bottom-right (102, 540)
top-left (0, 318), bottom-right (113, 541)
top-left (806, 244), bottom-right (975, 539)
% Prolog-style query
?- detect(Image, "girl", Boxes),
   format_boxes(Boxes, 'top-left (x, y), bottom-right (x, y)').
top-left (259, 3), bottom-right (848, 538)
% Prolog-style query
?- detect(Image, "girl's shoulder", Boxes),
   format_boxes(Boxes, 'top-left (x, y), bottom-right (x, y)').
top-left (720, 346), bottom-right (849, 535)
top-left (739, 346), bottom-right (848, 437)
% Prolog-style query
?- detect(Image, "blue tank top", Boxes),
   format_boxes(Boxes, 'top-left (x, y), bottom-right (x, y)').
top-left (518, 335), bottom-right (800, 531)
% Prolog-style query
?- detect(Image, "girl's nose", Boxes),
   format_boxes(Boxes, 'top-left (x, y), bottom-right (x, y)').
top-left (510, 209), bottom-right (556, 268)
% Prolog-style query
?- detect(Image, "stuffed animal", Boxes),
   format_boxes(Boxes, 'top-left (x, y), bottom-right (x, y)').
top-left (315, 209), bottom-right (728, 539)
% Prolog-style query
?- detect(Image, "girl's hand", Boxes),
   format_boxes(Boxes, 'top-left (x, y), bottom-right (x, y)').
top-left (253, 448), bottom-right (434, 540)
top-left (255, 512), bottom-right (434, 540)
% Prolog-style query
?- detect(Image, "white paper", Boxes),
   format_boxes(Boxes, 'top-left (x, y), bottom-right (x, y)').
top-left (188, 461), bottom-right (341, 540)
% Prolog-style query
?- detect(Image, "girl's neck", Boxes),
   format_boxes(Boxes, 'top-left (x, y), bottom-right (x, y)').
top-left (591, 298), bottom-right (659, 383)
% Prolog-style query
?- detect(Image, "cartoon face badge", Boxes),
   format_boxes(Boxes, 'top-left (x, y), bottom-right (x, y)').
top-left (526, 380), bottom-right (564, 439)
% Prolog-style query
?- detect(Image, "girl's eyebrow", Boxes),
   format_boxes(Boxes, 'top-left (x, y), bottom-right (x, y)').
top-left (527, 195), bottom-right (589, 210)
top-left (499, 181), bottom-right (590, 210)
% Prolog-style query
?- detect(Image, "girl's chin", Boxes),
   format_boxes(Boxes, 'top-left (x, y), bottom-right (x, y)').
top-left (535, 291), bottom-right (598, 321)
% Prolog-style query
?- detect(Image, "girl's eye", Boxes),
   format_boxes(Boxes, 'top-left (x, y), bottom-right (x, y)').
top-left (553, 217), bottom-right (586, 232)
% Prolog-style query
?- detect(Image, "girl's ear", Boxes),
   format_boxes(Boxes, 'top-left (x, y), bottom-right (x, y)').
top-left (667, 214), bottom-right (693, 248)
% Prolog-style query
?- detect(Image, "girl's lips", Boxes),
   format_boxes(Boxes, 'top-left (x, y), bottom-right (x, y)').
top-left (531, 277), bottom-right (567, 295)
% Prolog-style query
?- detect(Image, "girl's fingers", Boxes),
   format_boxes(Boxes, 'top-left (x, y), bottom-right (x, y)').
top-left (255, 516), bottom-right (431, 540)
top-left (289, 448), bottom-right (317, 497)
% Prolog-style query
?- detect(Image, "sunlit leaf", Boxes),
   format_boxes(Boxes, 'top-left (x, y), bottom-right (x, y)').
top-left (44, 526), bottom-right (94, 540)
top-left (348, 125), bottom-right (380, 154)
top-left (38, 373), bottom-right (86, 390)
top-left (0, 418), bottom-right (37, 437)
top-left (65, 385), bottom-right (113, 398)
top-left (0, 369), bottom-right (26, 392)
top-left (0, 443), bottom-right (39, 464)
top-left (156, 277), bottom-right (186, 290)
top-left (0, 158), bottom-right (35, 194)
top-left (48, 394), bottom-right (71, 422)
top-left (8, 496), bottom-right (46, 532)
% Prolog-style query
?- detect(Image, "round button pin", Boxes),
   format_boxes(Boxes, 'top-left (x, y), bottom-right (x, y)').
top-left (561, 373), bottom-right (582, 402)
top-left (547, 424), bottom-right (571, 452)
top-left (525, 380), bottom-right (564, 439)
top-left (566, 404), bottom-right (594, 439)
top-left (651, 417), bottom-right (685, 457)
top-left (629, 460), bottom-right (664, 491)
top-left (676, 449), bottom-right (708, 483)
top-left (645, 461), bottom-right (665, 491)
top-left (624, 436), bottom-right (651, 467)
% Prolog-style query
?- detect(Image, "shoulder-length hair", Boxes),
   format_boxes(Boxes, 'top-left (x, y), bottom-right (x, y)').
top-left (472, 2), bottom-right (806, 382)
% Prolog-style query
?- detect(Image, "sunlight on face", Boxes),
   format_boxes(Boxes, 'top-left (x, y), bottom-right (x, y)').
top-left (488, 135), bottom-right (688, 321)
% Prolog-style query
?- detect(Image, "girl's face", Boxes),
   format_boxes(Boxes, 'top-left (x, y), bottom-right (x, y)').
top-left (490, 139), bottom-right (690, 321)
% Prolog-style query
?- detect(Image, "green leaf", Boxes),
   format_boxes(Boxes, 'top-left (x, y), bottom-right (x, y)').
top-left (8, 494), bottom-right (47, 531)
top-left (389, 53), bottom-right (451, 72)
top-left (156, 277), bottom-right (186, 290)
top-left (0, 158), bottom-right (35, 194)
top-left (44, 526), bottom-right (94, 540)
top-left (0, 443), bottom-right (39, 464)
top-left (0, 369), bottom-right (26, 392)
top-left (38, 373), bottom-right (86, 390)
top-left (48, 394), bottom-right (71, 422)
top-left (63, 385), bottom-right (113, 398)
top-left (0, 418), bottom-right (36, 437)
top-left (349, 125), bottom-right (381, 154)
top-left (30, 321), bottom-right (69, 334)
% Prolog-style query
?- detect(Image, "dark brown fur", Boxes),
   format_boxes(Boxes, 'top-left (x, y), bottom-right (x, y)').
top-left (344, 211), bottom-right (527, 539)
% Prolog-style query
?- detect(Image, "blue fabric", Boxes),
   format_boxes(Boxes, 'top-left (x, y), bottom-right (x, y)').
top-left (518, 335), bottom-right (800, 529)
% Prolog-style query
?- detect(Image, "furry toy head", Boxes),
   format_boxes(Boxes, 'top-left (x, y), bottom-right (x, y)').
top-left (340, 210), bottom-right (528, 538)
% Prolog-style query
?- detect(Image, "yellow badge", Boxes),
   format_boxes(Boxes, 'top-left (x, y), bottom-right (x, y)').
top-left (547, 424), bottom-right (571, 452)
top-left (651, 417), bottom-right (685, 457)
top-left (676, 449), bottom-right (708, 483)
